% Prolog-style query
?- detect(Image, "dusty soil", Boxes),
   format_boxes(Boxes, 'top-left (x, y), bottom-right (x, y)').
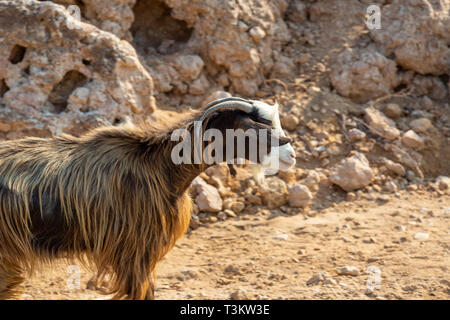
top-left (18, 192), bottom-right (449, 300)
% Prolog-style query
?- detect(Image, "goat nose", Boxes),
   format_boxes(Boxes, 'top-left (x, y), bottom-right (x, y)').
top-left (290, 153), bottom-right (295, 159)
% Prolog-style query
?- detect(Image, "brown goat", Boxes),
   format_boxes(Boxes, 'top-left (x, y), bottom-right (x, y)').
top-left (0, 99), bottom-right (293, 299)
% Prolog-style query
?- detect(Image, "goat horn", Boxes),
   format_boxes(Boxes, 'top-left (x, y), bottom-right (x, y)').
top-left (199, 101), bottom-right (255, 122)
top-left (201, 97), bottom-right (253, 111)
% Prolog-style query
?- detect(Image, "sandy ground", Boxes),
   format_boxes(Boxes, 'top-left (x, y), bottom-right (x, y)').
top-left (17, 191), bottom-right (449, 300)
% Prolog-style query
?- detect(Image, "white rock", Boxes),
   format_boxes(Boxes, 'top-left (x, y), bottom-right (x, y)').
top-left (288, 184), bottom-right (313, 208)
top-left (191, 177), bottom-right (223, 212)
top-left (272, 234), bottom-right (289, 241)
top-left (382, 158), bottom-right (406, 176)
top-left (347, 128), bottom-right (366, 141)
top-left (414, 232), bottom-right (429, 240)
top-left (402, 130), bottom-right (424, 149)
top-left (329, 152), bottom-right (374, 191)
top-left (249, 26), bottom-right (266, 42)
top-left (337, 266), bottom-right (360, 276)
top-left (364, 107), bottom-right (400, 140)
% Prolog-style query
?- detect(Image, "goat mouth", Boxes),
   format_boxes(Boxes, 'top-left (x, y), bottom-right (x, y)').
top-left (279, 158), bottom-right (295, 167)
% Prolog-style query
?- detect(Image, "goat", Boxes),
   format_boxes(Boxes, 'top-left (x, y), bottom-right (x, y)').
top-left (0, 97), bottom-right (296, 299)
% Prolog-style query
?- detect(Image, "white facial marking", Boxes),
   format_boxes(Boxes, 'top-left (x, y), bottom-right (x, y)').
top-left (250, 100), bottom-right (296, 174)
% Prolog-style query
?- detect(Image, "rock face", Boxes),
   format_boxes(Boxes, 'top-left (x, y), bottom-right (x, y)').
top-left (369, 0), bottom-right (450, 76)
top-left (0, 0), bottom-right (154, 138)
top-left (329, 152), bottom-right (374, 191)
top-left (330, 49), bottom-right (398, 103)
top-left (137, 0), bottom-right (292, 104)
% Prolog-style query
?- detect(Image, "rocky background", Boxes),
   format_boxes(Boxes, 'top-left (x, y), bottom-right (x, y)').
top-left (0, 0), bottom-right (449, 299)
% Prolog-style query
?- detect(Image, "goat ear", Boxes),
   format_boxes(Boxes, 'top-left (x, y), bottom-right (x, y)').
top-left (277, 136), bottom-right (292, 146)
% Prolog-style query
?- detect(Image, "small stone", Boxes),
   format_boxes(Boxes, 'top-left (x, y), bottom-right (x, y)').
top-left (230, 201), bottom-right (245, 213)
top-left (217, 211), bottom-right (227, 220)
top-left (281, 114), bottom-right (300, 131)
top-left (363, 237), bottom-right (376, 243)
top-left (384, 103), bottom-right (402, 119)
top-left (406, 170), bottom-right (416, 182)
top-left (377, 194), bottom-right (390, 202)
top-left (347, 128), bottom-right (366, 141)
top-left (301, 170), bottom-right (321, 192)
top-left (337, 266), bottom-right (360, 276)
top-left (224, 264), bottom-right (240, 274)
top-left (323, 278), bottom-right (337, 286)
top-left (306, 272), bottom-right (328, 286)
top-left (436, 176), bottom-right (450, 190)
top-left (409, 118), bottom-right (433, 133)
top-left (402, 285), bottom-right (417, 292)
top-left (421, 96), bottom-right (433, 109)
top-left (224, 209), bottom-right (237, 217)
top-left (395, 225), bottom-right (406, 231)
top-left (272, 234), bottom-right (289, 241)
top-left (174, 54), bottom-right (204, 81)
top-left (329, 152), bottom-right (374, 191)
top-left (402, 130), bottom-right (425, 149)
top-left (383, 181), bottom-right (398, 193)
top-left (192, 177), bottom-right (223, 212)
top-left (249, 26), bottom-right (266, 43)
top-left (414, 232), bottom-right (429, 240)
top-left (288, 184), bottom-right (313, 208)
top-left (260, 177), bottom-right (288, 208)
top-left (382, 158), bottom-right (406, 176)
top-left (346, 192), bottom-right (356, 201)
top-left (364, 107), bottom-right (400, 140)
top-left (230, 288), bottom-right (248, 300)
top-left (190, 214), bottom-right (201, 229)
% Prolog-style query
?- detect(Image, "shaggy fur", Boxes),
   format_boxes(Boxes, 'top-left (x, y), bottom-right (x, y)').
top-left (0, 108), bottom-right (287, 299)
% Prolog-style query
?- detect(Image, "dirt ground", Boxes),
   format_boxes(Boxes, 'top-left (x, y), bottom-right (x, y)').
top-left (17, 191), bottom-right (449, 300)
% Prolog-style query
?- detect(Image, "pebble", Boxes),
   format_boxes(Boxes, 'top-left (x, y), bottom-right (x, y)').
top-left (383, 181), bottom-right (398, 193)
top-left (288, 184), bottom-right (313, 208)
top-left (281, 114), bottom-right (300, 131)
top-left (230, 288), bottom-right (248, 300)
top-left (384, 103), bottom-right (402, 119)
top-left (273, 234), bottom-right (289, 241)
top-left (346, 192), bottom-right (356, 201)
top-left (224, 265), bottom-right (240, 274)
top-left (409, 118), bottom-right (433, 133)
top-left (347, 128), bottom-right (366, 141)
top-left (414, 232), bottom-right (429, 240)
top-left (402, 130), bottom-right (425, 149)
top-left (306, 272), bottom-right (329, 286)
top-left (337, 266), bottom-right (360, 276)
